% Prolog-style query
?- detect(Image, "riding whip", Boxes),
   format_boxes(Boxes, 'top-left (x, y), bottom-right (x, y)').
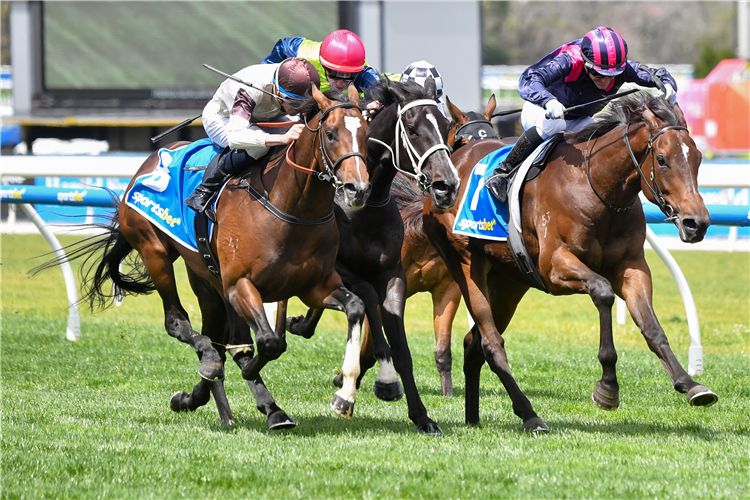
top-left (545, 88), bottom-right (640, 119)
top-left (203, 64), bottom-right (298, 103)
top-left (150, 113), bottom-right (202, 143)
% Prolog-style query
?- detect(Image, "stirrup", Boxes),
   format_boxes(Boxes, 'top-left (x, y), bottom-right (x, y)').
top-left (185, 190), bottom-right (215, 213)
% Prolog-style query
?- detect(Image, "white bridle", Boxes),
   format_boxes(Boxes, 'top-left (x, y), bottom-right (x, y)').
top-left (368, 99), bottom-right (452, 192)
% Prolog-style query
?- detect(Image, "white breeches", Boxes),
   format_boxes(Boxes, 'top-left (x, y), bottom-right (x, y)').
top-left (521, 101), bottom-right (594, 140)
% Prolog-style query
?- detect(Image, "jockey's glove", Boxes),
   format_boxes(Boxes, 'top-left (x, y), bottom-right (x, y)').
top-left (661, 83), bottom-right (677, 106)
top-left (545, 99), bottom-right (565, 120)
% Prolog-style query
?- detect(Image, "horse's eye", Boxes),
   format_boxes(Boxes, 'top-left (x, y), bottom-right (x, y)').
top-left (656, 154), bottom-right (667, 167)
top-left (407, 125), bottom-right (417, 136)
top-left (326, 129), bottom-right (335, 141)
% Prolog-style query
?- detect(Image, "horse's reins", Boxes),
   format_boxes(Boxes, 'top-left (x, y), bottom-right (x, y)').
top-left (584, 123), bottom-right (688, 220)
top-left (367, 99), bottom-right (452, 194)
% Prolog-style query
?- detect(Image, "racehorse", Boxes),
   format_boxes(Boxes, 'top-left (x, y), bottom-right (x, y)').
top-left (422, 91), bottom-right (717, 430)
top-left (286, 77), bottom-right (459, 434)
top-left (63, 85), bottom-right (372, 426)
top-left (356, 94), bottom-right (506, 397)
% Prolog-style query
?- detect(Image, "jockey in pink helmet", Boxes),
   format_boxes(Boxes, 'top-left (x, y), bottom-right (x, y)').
top-left (486, 26), bottom-right (678, 203)
top-left (263, 29), bottom-right (380, 94)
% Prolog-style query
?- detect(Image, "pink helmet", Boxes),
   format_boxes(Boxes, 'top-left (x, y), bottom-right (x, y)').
top-left (581, 26), bottom-right (628, 76)
top-left (319, 29), bottom-right (366, 77)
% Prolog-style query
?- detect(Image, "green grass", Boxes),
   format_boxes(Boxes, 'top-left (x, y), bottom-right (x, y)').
top-left (2, 233), bottom-right (749, 499)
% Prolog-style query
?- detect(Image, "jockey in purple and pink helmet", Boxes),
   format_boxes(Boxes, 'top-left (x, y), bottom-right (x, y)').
top-left (486, 26), bottom-right (679, 203)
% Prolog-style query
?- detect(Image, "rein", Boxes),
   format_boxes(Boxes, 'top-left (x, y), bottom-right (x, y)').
top-left (367, 99), bottom-right (452, 194)
top-left (583, 122), bottom-right (688, 219)
top-left (284, 102), bottom-right (367, 190)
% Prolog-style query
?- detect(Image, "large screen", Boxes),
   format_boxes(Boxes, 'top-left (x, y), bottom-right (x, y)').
top-left (43, 1), bottom-right (337, 92)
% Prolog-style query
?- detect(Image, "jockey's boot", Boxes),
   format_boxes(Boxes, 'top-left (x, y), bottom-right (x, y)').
top-left (185, 153), bottom-right (231, 213)
top-left (485, 127), bottom-right (544, 203)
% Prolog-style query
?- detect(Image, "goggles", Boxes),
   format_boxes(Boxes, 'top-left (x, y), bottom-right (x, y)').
top-left (325, 68), bottom-right (357, 82)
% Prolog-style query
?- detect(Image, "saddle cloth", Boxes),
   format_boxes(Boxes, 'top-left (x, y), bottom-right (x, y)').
top-left (124, 138), bottom-right (223, 252)
top-left (452, 137), bottom-right (557, 242)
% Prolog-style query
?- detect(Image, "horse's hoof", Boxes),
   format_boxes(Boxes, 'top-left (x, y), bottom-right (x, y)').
top-left (417, 422), bottom-right (443, 435)
top-left (592, 380), bottom-right (620, 410)
top-left (332, 373), bottom-right (344, 388)
top-left (197, 362), bottom-right (224, 382)
top-left (170, 391), bottom-right (190, 412)
top-left (267, 410), bottom-right (297, 430)
top-left (687, 385), bottom-right (718, 407)
top-left (522, 416), bottom-right (549, 432)
top-left (330, 394), bottom-right (355, 419)
top-left (373, 380), bottom-right (404, 402)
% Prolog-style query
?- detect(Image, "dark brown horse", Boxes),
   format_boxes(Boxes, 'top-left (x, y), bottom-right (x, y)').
top-left (357, 94), bottom-right (506, 397)
top-left (287, 77), bottom-right (459, 433)
top-left (422, 92), bottom-right (717, 430)
top-left (67, 85), bottom-right (372, 426)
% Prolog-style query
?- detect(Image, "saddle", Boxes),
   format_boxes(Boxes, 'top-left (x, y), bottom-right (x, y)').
top-left (505, 133), bottom-right (564, 293)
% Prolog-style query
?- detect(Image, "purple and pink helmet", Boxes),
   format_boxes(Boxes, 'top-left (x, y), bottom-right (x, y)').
top-left (581, 26), bottom-right (628, 76)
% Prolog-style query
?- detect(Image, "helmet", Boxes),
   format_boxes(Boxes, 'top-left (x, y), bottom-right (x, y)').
top-left (319, 29), bottom-right (366, 76)
top-left (581, 26), bottom-right (628, 76)
top-left (400, 60), bottom-right (444, 100)
top-left (276, 57), bottom-right (321, 99)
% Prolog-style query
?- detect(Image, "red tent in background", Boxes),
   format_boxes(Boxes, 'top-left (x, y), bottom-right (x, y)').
top-left (679, 59), bottom-right (749, 155)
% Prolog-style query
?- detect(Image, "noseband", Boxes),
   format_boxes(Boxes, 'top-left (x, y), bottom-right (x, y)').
top-left (367, 99), bottom-right (452, 193)
top-left (285, 102), bottom-right (367, 191)
top-left (585, 123), bottom-right (688, 220)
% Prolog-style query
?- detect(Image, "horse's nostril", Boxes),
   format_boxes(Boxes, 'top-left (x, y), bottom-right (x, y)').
top-left (682, 218), bottom-right (698, 230)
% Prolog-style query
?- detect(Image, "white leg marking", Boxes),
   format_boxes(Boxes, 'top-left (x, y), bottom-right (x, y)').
top-left (376, 359), bottom-right (399, 384)
top-left (336, 322), bottom-right (362, 403)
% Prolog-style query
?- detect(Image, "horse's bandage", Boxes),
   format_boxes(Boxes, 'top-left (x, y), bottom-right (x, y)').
top-left (227, 344), bottom-right (254, 358)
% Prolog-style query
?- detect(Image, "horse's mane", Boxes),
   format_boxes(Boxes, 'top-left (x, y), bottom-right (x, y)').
top-left (364, 78), bottom-right (429, 108)
top-left (288, 89), bottom-right (355, 122)
top-left (565, 91), bottom-right (680, 144)
top-left (391, 173), bottom-right (426, 243)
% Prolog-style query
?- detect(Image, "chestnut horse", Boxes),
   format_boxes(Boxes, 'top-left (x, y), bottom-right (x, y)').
top-left (422, 92), bottom-right (717, 430)
top-left (70, 86), bottom-right (371, 426)
top-left (287, 77), bottom-right (459, 434)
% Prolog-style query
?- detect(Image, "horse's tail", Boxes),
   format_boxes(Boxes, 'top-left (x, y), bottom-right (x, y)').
top-left (30, 204), bottom-right (155, 311)
top-left (391, 173), bottom-right (427, 244)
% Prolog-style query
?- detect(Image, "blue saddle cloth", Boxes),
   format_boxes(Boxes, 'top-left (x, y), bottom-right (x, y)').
top-left (124, 138), bottom-right (222, 252)
top-left (452, 145), bottom-right (513, 241)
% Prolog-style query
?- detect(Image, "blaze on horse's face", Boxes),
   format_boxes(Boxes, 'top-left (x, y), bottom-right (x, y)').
top-left (642, 103), bottom-right (709, 243)
top-left (312, 84), bottom-right (371, 208)
top-left (388, 77), bottom-right (460, 209)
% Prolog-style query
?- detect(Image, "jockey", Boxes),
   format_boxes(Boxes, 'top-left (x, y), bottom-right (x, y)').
top-left (263, 29), bottom-right (380, 102)
top-left (185, 57), bottom-right (320, 213)
top-left (485, 26), bottom-right (679, 203)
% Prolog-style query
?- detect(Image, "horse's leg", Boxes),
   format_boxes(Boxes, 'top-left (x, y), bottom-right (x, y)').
top-left (376, 267), bottom-right (442, 434)
top-left (332, 315), bottom-right (378, 391)
top-left (449, 253), bottom-right (544, 430)
top-left (431, 280), bottom-right (462, 396)
top-left (287, 307), bottom-right (324, 339)
top-left (223, 302), bottom-right (296, 429)
top-left (548, 247), bottom-right (622, 410)
top-left (136, 244), bottom-right (224, 382)
top-left (225, 277), bottom-right (286, 382)
top-left (166, 268), bottom-right (234, 424)
top-left (616, 258), bottom-right (718, 406)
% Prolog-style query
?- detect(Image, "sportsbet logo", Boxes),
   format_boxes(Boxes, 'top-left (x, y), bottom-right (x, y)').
top-left (457, 217), bottom-right (496, 232)
top-left (131, 192), bottom-right (182, 228)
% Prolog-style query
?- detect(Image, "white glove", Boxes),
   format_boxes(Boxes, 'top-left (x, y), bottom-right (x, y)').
top-left (545, 99), bottom-right (565, 120)
top-left (661, 83), bottom-right (677, 105)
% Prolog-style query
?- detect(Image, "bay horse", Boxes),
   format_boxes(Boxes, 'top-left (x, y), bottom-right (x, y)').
top-left (285, 77), bottom-right (459, 434)
top-left (67, 85), bottom-right (372, 426)
top-left (422, 92), bottom-right (717, 430)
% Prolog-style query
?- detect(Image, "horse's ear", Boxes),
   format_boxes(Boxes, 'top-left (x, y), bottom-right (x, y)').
top-left (447, 117), bottom-right (457, 149)
top-left (672, 102), bottom-right (688, 128)
top-left (347, 83), bottom-right (360, 107)
top-left (423, 76), bottom-right (437, 100)
top-left (483, 94), bottom-right (497, 121)
top-left (313, 83), bottom-right (332, 111)
top-left (642, 106), bottom-right (661, 131)
top-left (445, 96), bottom-right (468, 126)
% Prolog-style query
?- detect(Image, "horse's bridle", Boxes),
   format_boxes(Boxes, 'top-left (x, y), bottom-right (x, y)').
top-left (367, 99), bottom-right (452, 193)
top-left (285, 102), bottom-right (367, 191)
top-left (584, 123), bottom-right (688, 220)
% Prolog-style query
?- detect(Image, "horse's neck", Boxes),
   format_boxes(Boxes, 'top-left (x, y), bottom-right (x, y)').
top-left (271, 131), bottom-right (335, 219)
top-left (368, 106), bottom-right (400, 199)
top-left (588, 123), bottom-right (650, 206)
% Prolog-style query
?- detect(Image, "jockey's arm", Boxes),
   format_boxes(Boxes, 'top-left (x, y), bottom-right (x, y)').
top-left (518, 54), bottom-right (569, 108)
top-left (262, 37), bottom-right (305, 64)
